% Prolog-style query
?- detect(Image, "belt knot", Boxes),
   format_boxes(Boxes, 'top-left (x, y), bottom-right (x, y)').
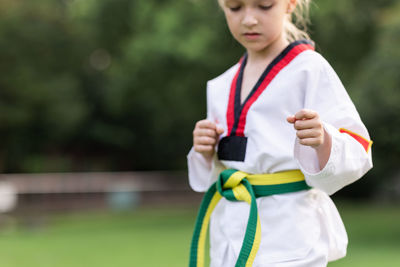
top-left (216, 169), bottom-right (253, 202)
top-left (189, 169), bottom-right (309, 267)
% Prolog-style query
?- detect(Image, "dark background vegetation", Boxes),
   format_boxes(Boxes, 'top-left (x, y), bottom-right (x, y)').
top-left (0, 0), bottom-right (399, 198)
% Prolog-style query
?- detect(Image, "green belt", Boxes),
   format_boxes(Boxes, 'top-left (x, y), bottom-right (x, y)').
top-left (189, 169), bottom-right (310, 267)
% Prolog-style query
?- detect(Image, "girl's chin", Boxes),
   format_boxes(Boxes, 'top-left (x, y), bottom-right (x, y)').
top-left (244, 45), bottom-right (270, 54)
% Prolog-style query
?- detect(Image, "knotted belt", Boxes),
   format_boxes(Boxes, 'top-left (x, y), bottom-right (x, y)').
top-left (189, 169), bottom-right (310, 267)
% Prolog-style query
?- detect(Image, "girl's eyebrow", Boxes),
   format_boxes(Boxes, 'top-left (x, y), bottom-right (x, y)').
top-left (224, 0), bottom-right (242, 4)
top-left (257, 0), bottom-right (274, 4)
top-left (223, 0), bottom-right (274, 5)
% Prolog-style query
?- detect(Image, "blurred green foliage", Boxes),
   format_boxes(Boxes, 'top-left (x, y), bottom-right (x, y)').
top-left (0, 0), bottom-right (399, 196)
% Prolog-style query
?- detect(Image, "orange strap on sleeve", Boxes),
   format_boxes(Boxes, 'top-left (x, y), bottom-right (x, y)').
top-left (339, 128), bottom-right (373, 153)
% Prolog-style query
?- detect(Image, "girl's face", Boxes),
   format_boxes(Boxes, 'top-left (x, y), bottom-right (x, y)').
top-left (220, 0), bottom-right (295, 56)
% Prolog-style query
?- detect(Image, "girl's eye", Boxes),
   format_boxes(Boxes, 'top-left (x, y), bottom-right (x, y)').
top-left (259, 5), bottom-right (272, 10)
top-left (229, 6), bottom-right (241, 12)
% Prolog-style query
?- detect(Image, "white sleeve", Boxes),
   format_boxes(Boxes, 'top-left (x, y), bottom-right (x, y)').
top-left (187, 81), bottom-right (224, 192)
top-left (294, 55), bottom-right (373, 195)
top-left (187, 149), bottom-right (224, 192)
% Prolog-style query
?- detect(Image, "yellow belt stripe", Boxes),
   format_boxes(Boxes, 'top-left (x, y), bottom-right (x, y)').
top-left (224, 171), bottom-right (248, 189)
top-left (246, 217), bottom-right (261, 267)
top-left (197, 192), bottom-right (222, 267)
top-left (231, 183), bottom-right (261, 267)
top-left (246, 170), bottom-right (304, 185)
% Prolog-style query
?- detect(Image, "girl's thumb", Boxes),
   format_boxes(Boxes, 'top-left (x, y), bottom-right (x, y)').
top-left (286, 115), bottom-right (296, 124)
top-left (216, 126), bottom-right (225, 135)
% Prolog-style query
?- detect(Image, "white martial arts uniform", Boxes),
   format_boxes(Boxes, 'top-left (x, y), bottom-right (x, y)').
top-left (187, 41), bottom-right (373, 267)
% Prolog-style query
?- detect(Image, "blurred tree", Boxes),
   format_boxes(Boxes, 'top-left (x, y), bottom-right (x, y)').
top-left (0, 0), bottom-right (241, 172)
top-left (310, 0), bottom-right (396, 85)
top-left (345, 0), bottom-right (400, 197)
top-left (0, 0), bottom-right (94, 172)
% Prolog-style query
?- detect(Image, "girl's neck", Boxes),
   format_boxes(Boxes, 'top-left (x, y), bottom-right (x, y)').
top-left (246, 36), bottom-right (289, 66)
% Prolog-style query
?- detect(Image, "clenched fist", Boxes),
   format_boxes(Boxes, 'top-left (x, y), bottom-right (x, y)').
top-left (193, 119), bottom-right (224, 161)
top-left (287, 109), bottom-right (325, 148)
top-left (287, 109), bottom-right (331, 169)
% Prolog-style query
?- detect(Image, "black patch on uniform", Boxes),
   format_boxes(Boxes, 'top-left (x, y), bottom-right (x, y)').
top-left (217, 136), bottom-right (247, 162)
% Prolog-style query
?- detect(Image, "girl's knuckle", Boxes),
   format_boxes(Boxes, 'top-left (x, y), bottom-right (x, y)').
top-left (207, 137), bottom-right (216, 145)
top-left (201, 137), bottom-right (209, 144)
top-left (198, 137), bottom-right (207, 145)
top-left (203, 146), bottom-right (212, 152)
top-left (209, 129), bottom-right (217, 137)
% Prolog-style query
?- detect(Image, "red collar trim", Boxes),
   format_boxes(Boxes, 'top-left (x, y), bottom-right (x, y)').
top-left (226, 40), bottom-right (315, 137)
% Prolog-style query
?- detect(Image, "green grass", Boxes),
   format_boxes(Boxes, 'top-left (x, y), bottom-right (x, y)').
top-left (0, 208), bottom-right (195, 267)
top-left (0, 202), bottom-right (399, 267)
top-left (329, 202), bottom-right (400, 267)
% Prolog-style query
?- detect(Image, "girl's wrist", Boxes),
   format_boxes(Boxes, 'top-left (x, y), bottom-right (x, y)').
top-left (316, 128), bottom-right (331, 149)
top-left (200, 151), bottom-right (214, 163)
top-left (314, 128), bottom-right (332, 170)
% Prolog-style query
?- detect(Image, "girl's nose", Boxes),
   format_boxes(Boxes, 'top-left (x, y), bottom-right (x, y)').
top-left (242, 10), bottom-right (258, 27)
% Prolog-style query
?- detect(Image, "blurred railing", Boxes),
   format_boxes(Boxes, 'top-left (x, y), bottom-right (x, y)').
top-left (0, 172), bottom-right (201, 215)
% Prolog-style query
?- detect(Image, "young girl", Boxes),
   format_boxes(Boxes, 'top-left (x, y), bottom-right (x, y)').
top-left (187, 0), bottom-right (373, 266)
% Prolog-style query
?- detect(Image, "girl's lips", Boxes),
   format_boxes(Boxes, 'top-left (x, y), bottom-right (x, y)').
top-left (243, 33), bottom-right (261, 40)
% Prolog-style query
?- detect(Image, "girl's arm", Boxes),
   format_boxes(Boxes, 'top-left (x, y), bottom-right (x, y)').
top-left (187, 79), bottom-right (226, 192)
top-left (290, 53), bottom-right (373, 196)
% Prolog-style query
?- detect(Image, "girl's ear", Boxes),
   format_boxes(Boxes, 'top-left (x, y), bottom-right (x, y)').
top-left (286, 0), bottom-right (297, 13)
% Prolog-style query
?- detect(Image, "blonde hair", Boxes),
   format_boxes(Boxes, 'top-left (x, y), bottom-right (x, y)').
top-left (284, 0), bottom-right (311, 42)
top-left (218, 0), bottom-right (312, 42)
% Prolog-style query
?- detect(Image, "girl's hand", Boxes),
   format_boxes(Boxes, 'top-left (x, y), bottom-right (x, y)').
top-left (286, 109), bottom-right (325, 148)
top-left (193, 119), bottom-right (224, 161)
top-left (287, 109), bottom-right (331, 169)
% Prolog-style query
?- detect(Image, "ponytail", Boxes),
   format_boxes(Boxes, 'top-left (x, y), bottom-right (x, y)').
top-left (284, 0), bottom-right (312, 42)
